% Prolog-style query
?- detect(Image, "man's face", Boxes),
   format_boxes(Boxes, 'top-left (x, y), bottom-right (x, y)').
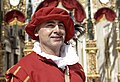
top-left (38, 20), bottom-right (66, 48)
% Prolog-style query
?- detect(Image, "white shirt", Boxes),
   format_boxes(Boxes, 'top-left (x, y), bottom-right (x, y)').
top-left (32, 41), bottom-right (79, 69)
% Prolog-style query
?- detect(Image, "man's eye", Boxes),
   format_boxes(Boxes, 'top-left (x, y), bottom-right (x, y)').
top-left (45, 23), bottom-right (65, 29)
top-left (46, 24), bottom-right (55, 28)
top-left (58, 24), bottom-right (64, 28)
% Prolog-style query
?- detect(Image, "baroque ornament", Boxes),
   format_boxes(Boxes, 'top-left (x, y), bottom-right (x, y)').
top-left (9, 0), bottom-right (20, 6)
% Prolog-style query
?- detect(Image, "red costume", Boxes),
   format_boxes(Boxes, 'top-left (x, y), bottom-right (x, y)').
top-left (6, 51), bottom-right (85, 82)
top-left (6, 1), bottom-right (86, 81)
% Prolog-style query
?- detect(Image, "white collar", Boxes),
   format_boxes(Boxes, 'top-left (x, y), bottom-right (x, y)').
top-left (32, 42), bottom-right (79, 69)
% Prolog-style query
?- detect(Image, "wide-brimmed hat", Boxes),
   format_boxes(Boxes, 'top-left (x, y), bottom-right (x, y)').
top-left (25, 7), bottom-right (74, 41)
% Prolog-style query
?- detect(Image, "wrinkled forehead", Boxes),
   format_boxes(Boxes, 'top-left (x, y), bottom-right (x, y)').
top-left (34, 20), bottom-right (65, 32)
top-left (38, 20), bottom-right (65, 28)
top-left (43, 20), bottom-right (64, 24)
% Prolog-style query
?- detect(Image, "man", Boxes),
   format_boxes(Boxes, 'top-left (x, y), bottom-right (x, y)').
top-left (5, 7), bottom-right (85, 82)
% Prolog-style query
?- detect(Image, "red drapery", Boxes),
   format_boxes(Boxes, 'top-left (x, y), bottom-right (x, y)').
top-left (35, 0), bottom-right (86, 23)
top-left (4, 10), bottom-right (25, 23)
top-left (94, 7), bottom-right (116, 22)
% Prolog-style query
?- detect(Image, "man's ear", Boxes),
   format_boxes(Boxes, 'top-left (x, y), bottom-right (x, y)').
top-left (34, 26), bottom-right (39, 37)
top-left (35, 33), bottom-right (39, 37)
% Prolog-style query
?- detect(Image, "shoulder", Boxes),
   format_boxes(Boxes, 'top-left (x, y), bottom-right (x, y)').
top-left (69, 63), bottom-right (86, 82)
top-left (16, 51), bottom-right (44, 67)
top-left (17, 51), bottom-right (43, 72)
top-left (5, 51), bottom-right (41, 81)
top-left (7, 51), bottom-right (45, 72)
top-left (6, 64), bottom-right (30, 82)
top-left (69, 63), bottom-right (84, 71)
top-left (19, 51), bottom-right (38, 62)
top-left (6, 51), bottom-right (38, 73)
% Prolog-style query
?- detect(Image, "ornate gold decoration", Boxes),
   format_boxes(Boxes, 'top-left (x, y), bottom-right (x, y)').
top-left (3, 0), bottom-right (26, 16)
top-left (9, 18), bottom-right (25, 26)
top-left (85, 40), bottom-right (100, 81)
top-left (118, 73), bottom-right (120, 81)
top-left (116, 40), bottom-right (120, 52)
top-left (99, 0), bottom-right (109, 5)
top-left (3, 0), bottom-right (10, 10)
top-left (0, 43), bottom-right (5, 77)
top-left (116, 40), bottom-right (120, 81)
top-left (23, 41), bottom-right (34, 56)
top-left (86, 40), bottom-right (97, 54)
top-left (1, 24), bottom-right (9, 38)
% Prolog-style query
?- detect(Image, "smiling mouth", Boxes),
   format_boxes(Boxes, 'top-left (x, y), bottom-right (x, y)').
top-left (51, 36), bottom-right (63, 41)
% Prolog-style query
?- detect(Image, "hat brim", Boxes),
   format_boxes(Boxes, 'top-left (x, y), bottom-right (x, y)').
top-left (25, 14), bottom-right (74, 42)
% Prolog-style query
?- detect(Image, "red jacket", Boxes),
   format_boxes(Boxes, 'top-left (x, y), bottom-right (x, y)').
top-left (6, 51), bottom-right (85, 82)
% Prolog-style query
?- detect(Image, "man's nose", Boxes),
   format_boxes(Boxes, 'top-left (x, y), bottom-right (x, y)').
top-left (53, 25), bottom-right (60, 32)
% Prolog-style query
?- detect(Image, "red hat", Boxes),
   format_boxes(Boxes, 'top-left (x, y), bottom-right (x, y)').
top-left (25, 7), bottom-right (74, 41)
top-left (35, 0), bottom-right (86, 23)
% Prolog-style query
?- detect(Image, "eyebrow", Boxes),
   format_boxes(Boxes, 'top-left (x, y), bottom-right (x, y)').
top-left (46, 21), bottom-right (63, 24)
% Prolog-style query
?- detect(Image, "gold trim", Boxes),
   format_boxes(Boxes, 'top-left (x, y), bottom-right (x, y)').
top-left (13, 66), bottom-right (21, 75)
top-left (9, 18), bottom-right (25, 26)
top-left (11, 76), bottom-right (14, 82)
top-left (7, 66), bottom-right (21, 82)
top-left (6, 78), bottom-right (9, 82)
top-left (24, 76), bottom-right (30, 82)
top-left (23, 49), bottom-right (33, 52)
top-left (87, 73), bottom-right (100, 77)
top-left (6, 65), bottom-right (15, 74)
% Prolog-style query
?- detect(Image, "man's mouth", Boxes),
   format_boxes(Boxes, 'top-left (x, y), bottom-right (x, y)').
top-left (51, 36), bottom-right (63, 40)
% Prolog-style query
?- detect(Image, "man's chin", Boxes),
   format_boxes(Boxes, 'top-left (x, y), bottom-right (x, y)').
top-left (52, 41), bottom-right (63, 46)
